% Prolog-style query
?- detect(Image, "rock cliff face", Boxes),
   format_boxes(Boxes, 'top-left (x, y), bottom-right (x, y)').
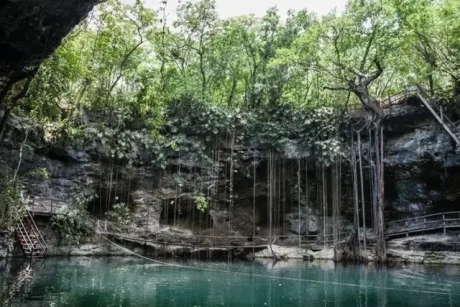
top-left (1, 97), bottom-right (460, 258)
top-left (0, 0), bottom-right (104, 82)
top-left (383, 102), bottom-right (460, 220)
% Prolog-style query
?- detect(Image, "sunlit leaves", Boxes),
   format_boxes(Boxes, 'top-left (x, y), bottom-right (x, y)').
top-left (19, 0), bottom-right (460, 169)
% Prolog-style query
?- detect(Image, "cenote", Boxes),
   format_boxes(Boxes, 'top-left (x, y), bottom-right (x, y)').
top-left (4, 1), bottom-right (460, 307)
top-left (1, 258), bottom-right (459, 306)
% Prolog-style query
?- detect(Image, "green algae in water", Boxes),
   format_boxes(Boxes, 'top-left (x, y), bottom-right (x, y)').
top-left (1, 258), bottom-right (460, 306)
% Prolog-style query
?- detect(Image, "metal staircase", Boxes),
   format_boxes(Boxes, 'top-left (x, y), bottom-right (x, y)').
top-left (416, 85), bottom-right (460, 147)
top-left (15, 212), bottom-right (48, 258)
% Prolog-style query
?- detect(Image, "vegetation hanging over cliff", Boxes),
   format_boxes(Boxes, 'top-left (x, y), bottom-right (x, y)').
top-left (2, 0), bottom-right (460, 262)
top-left (2, 0), bottom-right (459, 154)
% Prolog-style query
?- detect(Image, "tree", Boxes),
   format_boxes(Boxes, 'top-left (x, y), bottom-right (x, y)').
top-left (174, 0), bottom-right (218, 101)
top-left (315, 0), bottom-right (403, 263)
top-left (0, 71), bottom-right (36, 141)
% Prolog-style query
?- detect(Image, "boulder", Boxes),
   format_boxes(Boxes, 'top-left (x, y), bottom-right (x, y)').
top-left (154, 227), bottom-right (193, 242)
top-left (286, 207), bottom-right (318, 235)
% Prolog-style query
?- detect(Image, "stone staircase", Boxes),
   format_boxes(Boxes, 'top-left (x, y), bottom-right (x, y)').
top-left (15, 213), bottom-right (47, 258)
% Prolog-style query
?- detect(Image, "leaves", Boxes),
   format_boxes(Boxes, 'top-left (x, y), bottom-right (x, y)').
top-left (194, 193), bottom-right (209, 212)
top-left (16, 0), bottom-right (460, 166)
top-left (51, 188), bottom-right (96, 246)
top-left (0, 177), bottom-right (26, 233)
top-left (106, 202), bottom-right (131, 225)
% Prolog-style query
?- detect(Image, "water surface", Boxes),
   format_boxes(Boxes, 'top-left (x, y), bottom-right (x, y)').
top-left (0, 257), bottom-right (459, 306)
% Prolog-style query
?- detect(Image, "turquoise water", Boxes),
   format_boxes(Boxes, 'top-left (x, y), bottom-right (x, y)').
top-left (0, 258), bottom-right (459, 306)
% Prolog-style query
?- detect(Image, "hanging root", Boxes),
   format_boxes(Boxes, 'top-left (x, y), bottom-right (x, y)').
top-left (341, 231), bottom-right (365, 263)
top-left (268, 235), bottom-right (282, 261)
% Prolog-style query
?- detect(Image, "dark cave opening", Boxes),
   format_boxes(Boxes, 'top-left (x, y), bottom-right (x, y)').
top-left (160, 198), bottom-right (213, 230)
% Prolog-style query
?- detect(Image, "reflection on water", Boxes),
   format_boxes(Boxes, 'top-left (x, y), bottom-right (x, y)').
top-left (0, 257), bottom-right (459, 306)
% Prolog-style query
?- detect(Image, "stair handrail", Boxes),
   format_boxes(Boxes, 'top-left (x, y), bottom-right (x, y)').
top-left (386, 211), bottom-right (460, 226)
top-left (386, 211), bottom-right (460, 237)
top-left (16, 227), bottom-right (32, 253)
top-left (416, 85), bottom-right (459, 129)
top-left (415, 85), bottom-right (460, 145)
top-left (16, 216), bottom-right (33, 253)
top-left (26, 211), bottom-right (48, 253)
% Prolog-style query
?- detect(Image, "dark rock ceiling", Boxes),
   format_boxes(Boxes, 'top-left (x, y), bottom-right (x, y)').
top-left (0, 0), bottom-right (104, 84)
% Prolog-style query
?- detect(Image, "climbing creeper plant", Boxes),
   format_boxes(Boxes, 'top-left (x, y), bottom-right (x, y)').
top-left (0, 177), bottom-right (26, 234)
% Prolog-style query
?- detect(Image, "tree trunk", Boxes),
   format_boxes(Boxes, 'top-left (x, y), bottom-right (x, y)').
top-left (0, 81), bottom-right (13, 108)
top-left (453, 77), bottom-right (460, 102)
top-left (0, 107), bottom-right (11, 141)
top-left (227, 76), bottom-right (237, 106)
top-left (14, 129), bottom-right (29, 180)
top-left (374, 122), bottom-right (386, 263)
top-left (357, 132), bottom-right (367, 252)
top-left (351, 135), bottom-right (361, 258)
top-left (0, 76), bottom-right (35, 142)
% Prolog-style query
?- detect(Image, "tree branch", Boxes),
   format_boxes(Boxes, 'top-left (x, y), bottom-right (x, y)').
top-left (324, 85), bottom-right (351, 91)
top-left (0, 81), bottom-right (14, 108)
top-left (0, 69), bottom-right (37, 142)
top-left (359, 24), bottom-right (378, 71)
top-left (13, 128), bottom-right (29, 181)
top-left (363, 59), bottom-right (383, 86)
top-left (334, 61), bottom-right (367, 78)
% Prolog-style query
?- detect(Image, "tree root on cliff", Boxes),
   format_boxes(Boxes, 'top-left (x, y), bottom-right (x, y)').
top-left (268, 235), bottom-right (284, 261)
top-left (341, 232), bottom-right (366, 263)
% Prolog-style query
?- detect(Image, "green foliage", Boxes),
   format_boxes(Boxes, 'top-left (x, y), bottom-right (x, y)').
top-left (106, 202), bottom-right (131, 225)
top-left (51, 188), bottom-right (96, 246)
top-left (26, 168), bottom-right (50, 180)
top-left (159, 98), bottom-right (349, 165)
top-left (16, 0), bottom-right (460, 167)
top-left (0, 177), bottom-right (26, 233)
top-left (86, 126), bottom-right (155, 162)
top-left (194, 193), bottom-right (209, 212)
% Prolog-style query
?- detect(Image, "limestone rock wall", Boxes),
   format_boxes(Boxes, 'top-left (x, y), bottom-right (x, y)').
top-left (2, 100), bottom-right (460, 257)
top-left (383, 103), bottom-right (460, 220)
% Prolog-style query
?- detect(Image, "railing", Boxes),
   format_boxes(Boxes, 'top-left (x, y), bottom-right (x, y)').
top-left (99, 211), bottom-right (460, 246)
top-left (416, 85), bottom-right (460, 145)
top-left (95, 218), bottom-right (350, 249)
top-left (26, 211), bottom-right (48, 253)
top-left (28, 197), bottom-right (65, 216)
top-left (386, 211), bottom-right (460, 238)
top-left (16, 216), bottom-right (34, 252)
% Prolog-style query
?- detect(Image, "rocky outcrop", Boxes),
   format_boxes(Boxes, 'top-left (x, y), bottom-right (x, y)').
top-left (286, 207), bottom-right (319, 235)
top-left (131, 190), bottom-right (161, 232)
top-left (2, 97), bottom-right (460, 262)
top-left (0, 114), bottom-right (95, 210)
top-left (383, 102), bottom-right (460, 220)
top-left (0, 0), bottom-right (104, 82)
top-left (386, 235), bottom-right (460, 264)
top-left (0, 234), bottom-right (10, 258)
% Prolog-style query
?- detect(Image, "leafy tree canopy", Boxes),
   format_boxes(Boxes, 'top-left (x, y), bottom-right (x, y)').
top-left (10, 0), bottom-right (460, 164)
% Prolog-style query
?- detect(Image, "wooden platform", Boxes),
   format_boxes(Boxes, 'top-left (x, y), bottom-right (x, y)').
top-left (27, 197), bottom-right (65, 216)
